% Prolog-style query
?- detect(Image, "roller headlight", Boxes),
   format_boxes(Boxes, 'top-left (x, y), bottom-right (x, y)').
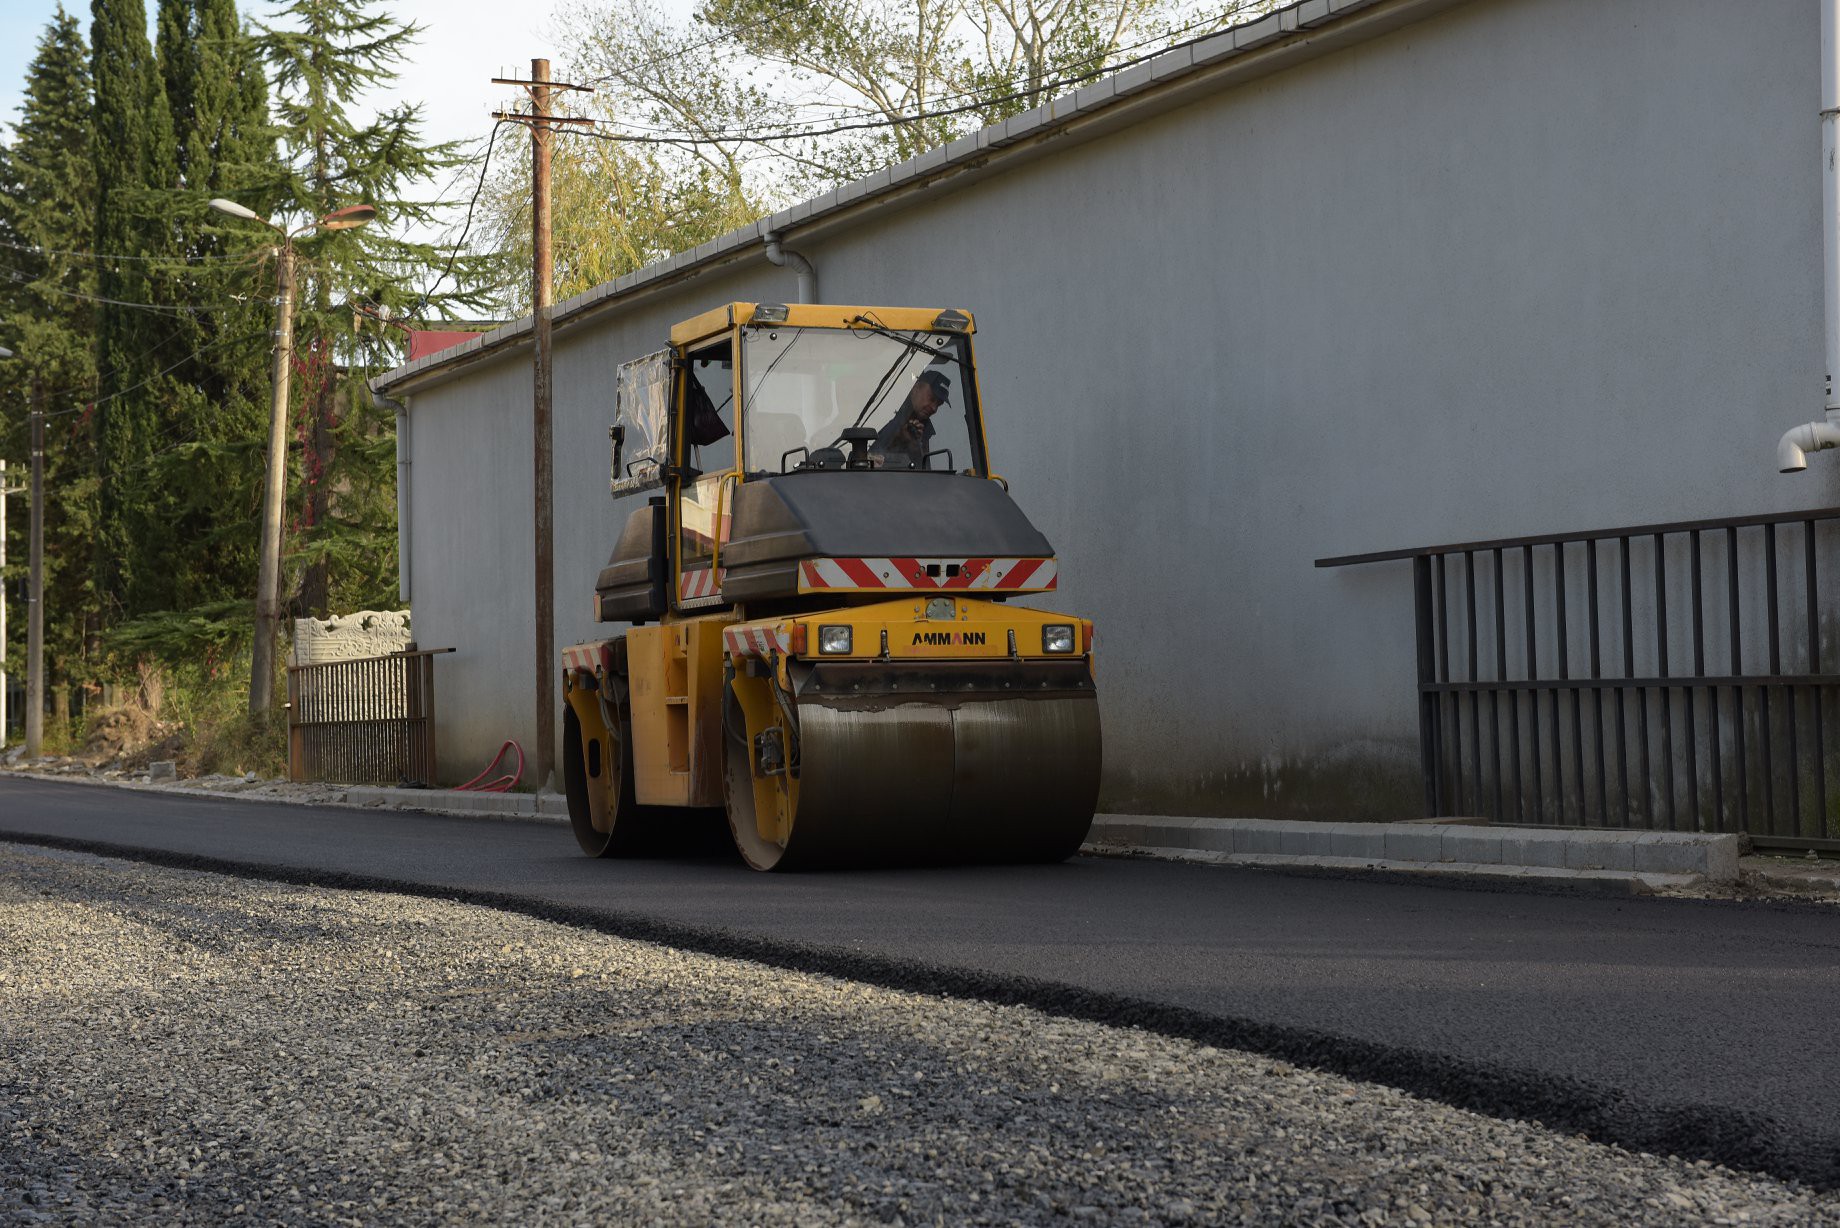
top-left (818, 625), bottom-right (853, 655)
top-left (1042, 624), bottom-right (1076, 654)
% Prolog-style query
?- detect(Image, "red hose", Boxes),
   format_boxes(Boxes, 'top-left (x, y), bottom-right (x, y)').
top-left (455, 740), bottom-right (524, 793)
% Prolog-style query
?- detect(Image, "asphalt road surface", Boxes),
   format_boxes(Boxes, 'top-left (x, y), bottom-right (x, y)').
top-left (3, 775), bottom-right (1837, 1188)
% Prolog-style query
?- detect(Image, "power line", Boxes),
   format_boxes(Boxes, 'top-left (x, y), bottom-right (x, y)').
top-left (0, 235), bottom-right (253, 265)
top-left (43, 329), bottom-right (271, 421)
top-left (3, 269), bottom-right (241, 317)
top-left (561, 3), bottom-right (1263, 150)
top-left (570, 0), bottom-right (1266, 145)
top-left (414, 118), bottom-right (512, 317)
top-left (599, 3), bottom-right (1251, 135)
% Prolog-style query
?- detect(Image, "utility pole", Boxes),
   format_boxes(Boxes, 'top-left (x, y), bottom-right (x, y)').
top-left (492, 64), bottom-right (593, 792)
top-left (27, 377), bottom-right (43, 758)
top-left (250, 242), bottom-right (297, 715)
top-left (1, 458), bottom-right (8, 747)
top-left (532, 56), bottom-right (555, 793)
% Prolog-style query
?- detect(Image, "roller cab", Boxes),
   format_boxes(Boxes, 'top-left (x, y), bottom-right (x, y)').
top-left (561, 302), bottom-right (1100, 869)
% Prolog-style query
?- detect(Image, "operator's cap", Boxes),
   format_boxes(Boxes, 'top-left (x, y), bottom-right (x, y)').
top-left (917, 370), bottom-right (952, 402)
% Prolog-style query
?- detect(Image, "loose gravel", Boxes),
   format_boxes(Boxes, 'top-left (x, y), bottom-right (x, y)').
top-left (1, 843), bottom-right (1835, 1227)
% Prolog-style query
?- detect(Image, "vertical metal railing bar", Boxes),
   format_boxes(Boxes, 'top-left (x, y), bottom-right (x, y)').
top-left (1688, 530), bottom-right (1706, 830)
top-left (1494, 548), bottom-right (1514, 821)
top-left (1777, 527), bottom-right (1802, 833)
top-left (1436, 554), bottom-right (1458, 812)
top-left (1764, 524), bottom-right (1781, 834)
top-left (1727, 527), bottom-right (1748, 829)
top-left (1807, 520), bottom-right (1827, 838)
top-left (1588, 538), bottom-right (1607, 825)
top-left (1619, 537), bottom-right (1638, 825)
top-left (1522, 545), bottom-right (1544, 821)
top-left (1654, 533), bottom-right (1675, 830)
top-left (1413, 557), bottom-right (1440, 817)
top-left (1557, 541), bottom-right (1582, 824)
top-left (1466, 552), bottom-right (1482, 815)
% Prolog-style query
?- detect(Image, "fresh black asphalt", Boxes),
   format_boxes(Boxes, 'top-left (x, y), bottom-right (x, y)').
top-left (2, 775), bottom-right (1837, 1187)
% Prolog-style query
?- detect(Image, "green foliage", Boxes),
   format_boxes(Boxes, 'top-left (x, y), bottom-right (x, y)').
top-left (255, 0), bottom-right (493, 616)
top-left (0, 7), bottom-right (101, 686)
top-left (115, 0), bottom-right (287, 622)
top-left (90, 0), bottom-right (180, 618)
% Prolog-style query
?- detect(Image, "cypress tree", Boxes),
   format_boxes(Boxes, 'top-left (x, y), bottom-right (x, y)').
top-left (90, 0), bottom-right (177, 619)
top-left (0, 6), bottom-right (101, 699)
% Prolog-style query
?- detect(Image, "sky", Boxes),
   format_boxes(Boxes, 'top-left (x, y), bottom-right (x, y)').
top-left (0, 0), bottom-right (588, 157)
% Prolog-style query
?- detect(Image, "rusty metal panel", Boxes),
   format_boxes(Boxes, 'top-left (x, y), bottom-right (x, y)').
top-left (286, 648), bottom-right (453, 785)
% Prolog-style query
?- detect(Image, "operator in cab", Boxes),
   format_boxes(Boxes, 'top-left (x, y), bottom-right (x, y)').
top-left (871, 370), bottom-right (951, 469)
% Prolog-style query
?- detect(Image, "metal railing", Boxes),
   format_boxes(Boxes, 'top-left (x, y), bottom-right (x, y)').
top-left (286, 647), bottom-right (453, 786)
top-left (1319, 510), bottom-right (1840, 850)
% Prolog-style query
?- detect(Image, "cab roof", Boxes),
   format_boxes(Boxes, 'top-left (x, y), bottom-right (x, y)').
top-left (669, 303), bottom-right (977, 348)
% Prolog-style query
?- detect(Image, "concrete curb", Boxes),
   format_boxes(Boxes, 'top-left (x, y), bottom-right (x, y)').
top-left (1091, 845), bottom-right (1702, 895)
top-left (1087, 815), bottom-right (1742, 883)
top-left (5, 770), bottom-right (1751, 888)
top-left (1, 771), bottom-right (571, 826)
top-left (340, 785), bottom-right (569, 822)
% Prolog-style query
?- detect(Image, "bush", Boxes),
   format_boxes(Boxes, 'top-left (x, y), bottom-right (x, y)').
top-left (82, 653), bottom-right (286, 779)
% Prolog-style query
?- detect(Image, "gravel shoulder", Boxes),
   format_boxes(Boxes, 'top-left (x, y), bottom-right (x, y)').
top-left (1, 843), bottom-right (1835, 1227)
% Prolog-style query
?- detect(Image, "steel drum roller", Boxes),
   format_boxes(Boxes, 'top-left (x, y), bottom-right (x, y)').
top-left (728, 662), bottom-right (1101, 869)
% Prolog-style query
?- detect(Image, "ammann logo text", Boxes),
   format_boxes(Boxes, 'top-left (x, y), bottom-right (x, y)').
top-left (912, 630), bottom-right (988, 646)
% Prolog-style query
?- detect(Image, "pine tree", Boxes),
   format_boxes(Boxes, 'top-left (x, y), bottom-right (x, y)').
top-left (0, 6), bottom-right (102, 700)
top-left (257, 0), bottom-right (491, 616)
top-left (132, 0), bottom-right (285, 621)
top-left (90, 0), bottom-right (177, 620)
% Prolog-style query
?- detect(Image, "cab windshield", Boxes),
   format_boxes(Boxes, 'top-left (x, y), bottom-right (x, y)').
top-left (740, 323), bottom-right (982, 475)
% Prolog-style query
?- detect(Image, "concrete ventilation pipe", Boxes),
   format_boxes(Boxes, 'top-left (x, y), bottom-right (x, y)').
top-left (1781, 0), bottom-right (1840, 472)
top-left (763, 231), bottom-right (817, 303)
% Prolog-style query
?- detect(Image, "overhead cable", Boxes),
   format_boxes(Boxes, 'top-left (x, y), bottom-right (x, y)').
top-left (3, 269), bottom-right (234, 317)
top-left (563, 8), bottom-right (1256, 150)
top-left (0, 235), bottom-right (254, 265)
top-left (415, 118), bottom-right (513, 316)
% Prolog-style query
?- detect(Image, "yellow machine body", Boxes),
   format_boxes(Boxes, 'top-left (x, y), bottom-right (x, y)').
top-left (560, 303), bottom-right (1101, 869)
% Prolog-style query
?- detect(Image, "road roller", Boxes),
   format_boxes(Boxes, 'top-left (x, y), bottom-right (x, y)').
top-left (559, 302), bottom-right (1100, 869)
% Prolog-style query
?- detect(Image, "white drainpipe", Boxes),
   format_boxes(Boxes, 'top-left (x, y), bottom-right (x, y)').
top-left (763, 231), bottom-right (817, 303)
top-left (373, 386), bottom-right (411, 603)
top-left (1780, 0), bottom-right (1840, 472)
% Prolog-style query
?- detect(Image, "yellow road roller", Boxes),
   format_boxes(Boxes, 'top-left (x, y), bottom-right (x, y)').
top-left (560, 302), bottom-right (1100, 869)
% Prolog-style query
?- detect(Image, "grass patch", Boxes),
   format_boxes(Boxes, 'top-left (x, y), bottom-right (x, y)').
top-left (79, 656), bottom-right (286, 780)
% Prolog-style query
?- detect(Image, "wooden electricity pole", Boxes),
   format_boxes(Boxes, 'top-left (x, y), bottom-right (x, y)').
top-left (531, 56), bottom-right (555, 793)
top-left (492, 62), bottom-right (593, 792)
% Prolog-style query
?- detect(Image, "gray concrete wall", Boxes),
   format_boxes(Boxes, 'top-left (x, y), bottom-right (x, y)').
top-left (402, 0), bottom-right (1834, 814)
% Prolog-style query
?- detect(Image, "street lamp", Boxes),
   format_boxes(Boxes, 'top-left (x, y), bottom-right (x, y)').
top-left (209, 198), bottom-right (375, 716)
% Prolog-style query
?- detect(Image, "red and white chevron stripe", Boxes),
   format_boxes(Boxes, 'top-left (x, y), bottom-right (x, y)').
top-left (678, 566), bottom-right (726, 606)
top-left (798, 556), bottom-right (1056, 592)
top-left (561, 640), bottom-right (614, 677)
top-left (723, 624), bottom-right (796, 659)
